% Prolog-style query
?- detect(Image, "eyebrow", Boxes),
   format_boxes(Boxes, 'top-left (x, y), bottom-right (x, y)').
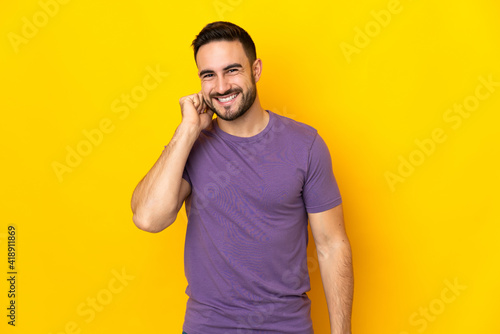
top-left (199, 63), bottom-right (243, 77)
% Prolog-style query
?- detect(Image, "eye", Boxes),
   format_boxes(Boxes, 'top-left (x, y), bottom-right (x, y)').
top-left (228, 68), bottom-right (238, 73)
top-left (202, 73), bottom-right (214, 79)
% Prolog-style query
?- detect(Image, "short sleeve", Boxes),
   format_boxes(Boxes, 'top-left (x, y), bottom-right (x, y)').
top-left (303, 133), bottom-right (342, 213)
top-left (182, 164), bottom-right (191, 187)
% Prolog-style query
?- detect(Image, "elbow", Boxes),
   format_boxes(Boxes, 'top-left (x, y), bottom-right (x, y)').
top-left (132, 211), bottom-right (176, 233)
top-left (317, 238), bottom-right (352, 259)
top-left (130, 194), bottom-right (178, 232)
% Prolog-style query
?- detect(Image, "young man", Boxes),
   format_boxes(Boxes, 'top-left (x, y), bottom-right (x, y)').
top-left (131, 21), bottom-right (353, 334)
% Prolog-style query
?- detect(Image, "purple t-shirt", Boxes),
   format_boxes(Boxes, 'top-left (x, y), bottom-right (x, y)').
top-left (181, 110), bottom-right (342, 334)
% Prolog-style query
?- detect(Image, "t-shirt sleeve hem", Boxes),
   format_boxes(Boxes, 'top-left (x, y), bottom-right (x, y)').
top-left (182, 175), bottom-right (192, 188)
top-left (182, 165), bottom-right (192, 187)
top-left (306, 197), bottom-right (342, 214)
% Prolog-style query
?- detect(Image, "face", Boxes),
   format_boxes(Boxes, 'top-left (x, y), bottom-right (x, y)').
top-left (196, 40), bottom-right (260, 121)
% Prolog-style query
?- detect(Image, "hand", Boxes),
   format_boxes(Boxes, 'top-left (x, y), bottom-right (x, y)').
top-left (179, 92), bottom-right (214, 133)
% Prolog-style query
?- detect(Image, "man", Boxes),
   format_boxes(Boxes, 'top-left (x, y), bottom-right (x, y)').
top-left (131, 21), bottom-right (353, 334)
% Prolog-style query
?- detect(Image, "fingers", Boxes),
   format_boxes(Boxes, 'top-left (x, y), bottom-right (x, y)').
top-left (195, 92), bottom-right (207, 114)
top-left (179, 93), bottom-right (208, 116)
top-left (179, 96), bottom-right (193, 111)
top-left (192, 94), bottom-right (199, 108)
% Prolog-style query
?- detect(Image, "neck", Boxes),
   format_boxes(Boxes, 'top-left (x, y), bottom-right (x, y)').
top-left (216, 95), bottom-right (268, 138)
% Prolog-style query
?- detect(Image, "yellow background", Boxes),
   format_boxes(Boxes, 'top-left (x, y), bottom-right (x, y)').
top-left (1, 0), bottom-right (499, 333)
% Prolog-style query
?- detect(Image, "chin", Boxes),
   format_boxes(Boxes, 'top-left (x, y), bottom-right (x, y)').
top-left (211, 103), bottom-right (239, 120)
top-left (217, 107), bottom-right (248, 121)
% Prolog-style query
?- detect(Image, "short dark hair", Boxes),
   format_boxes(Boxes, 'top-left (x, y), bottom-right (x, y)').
top-left (192, 21), bottom-right (256, 65)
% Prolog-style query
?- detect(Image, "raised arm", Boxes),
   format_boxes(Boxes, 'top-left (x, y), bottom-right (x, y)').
top-left (131, 93), bottom-right (213, 233)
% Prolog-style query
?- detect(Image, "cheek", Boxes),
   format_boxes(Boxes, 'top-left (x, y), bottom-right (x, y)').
top-left (238, 75), bottom-right (254, 88)
top-left (202, 93), bottom-right (211, 104)
top-left (200, 83), bottom-right (212, 98)
top-left (226, 77), bottom-right (247, 91)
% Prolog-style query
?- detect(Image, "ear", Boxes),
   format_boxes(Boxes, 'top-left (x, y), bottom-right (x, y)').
top-left (252, 58), bottom-right (263, 83)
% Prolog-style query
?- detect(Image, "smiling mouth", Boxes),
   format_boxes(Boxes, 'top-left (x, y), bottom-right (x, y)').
top-left (215, 93), bottom-right (238, 103)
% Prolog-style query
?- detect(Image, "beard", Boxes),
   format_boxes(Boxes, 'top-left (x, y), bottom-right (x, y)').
top-left (204, 79), bottom-right (257, 121)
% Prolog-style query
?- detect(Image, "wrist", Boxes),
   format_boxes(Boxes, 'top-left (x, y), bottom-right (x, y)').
top-left (177, 121), bottom-right (201, 137)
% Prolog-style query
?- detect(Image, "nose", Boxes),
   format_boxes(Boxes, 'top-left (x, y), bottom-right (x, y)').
top-left (215, 76), bottom-right (231, 95)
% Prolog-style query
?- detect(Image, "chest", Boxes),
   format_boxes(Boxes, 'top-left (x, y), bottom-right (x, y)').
top-left (188, 140), bottom-right (307, 211)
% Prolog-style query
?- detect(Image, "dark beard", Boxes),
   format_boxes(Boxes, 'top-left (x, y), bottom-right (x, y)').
top-left (204, 81), bottom-right (257, 121)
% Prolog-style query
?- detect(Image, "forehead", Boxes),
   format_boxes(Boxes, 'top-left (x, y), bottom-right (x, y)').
top-left (196, 40), bottom-right (249, 71)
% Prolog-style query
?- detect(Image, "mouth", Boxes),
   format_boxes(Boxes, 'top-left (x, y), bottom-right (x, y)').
top-left (214, 93), bottom-right (239, 105)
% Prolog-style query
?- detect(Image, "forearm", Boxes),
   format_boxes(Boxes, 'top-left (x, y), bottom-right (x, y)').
top-left (131, 122), bottom-right (198, 231)
top-left (317, 240), bottom-right (354, 334)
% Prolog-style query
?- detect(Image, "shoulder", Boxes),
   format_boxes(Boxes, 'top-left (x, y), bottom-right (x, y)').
top-left (271, 111), bottom-right (319, 148)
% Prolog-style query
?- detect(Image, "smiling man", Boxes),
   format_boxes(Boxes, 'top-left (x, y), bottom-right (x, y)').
top-left (131, 21), bottom-right (353, 334)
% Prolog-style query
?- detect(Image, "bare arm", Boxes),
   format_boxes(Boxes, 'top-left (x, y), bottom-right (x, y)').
top-left (309, 204), bottom-right (354, 334)
top-left (131, 92), bottom-right (213, 233)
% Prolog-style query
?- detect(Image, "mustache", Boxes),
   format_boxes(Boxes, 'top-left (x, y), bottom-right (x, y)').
top-left (209, 89), bottom-right (242, 99)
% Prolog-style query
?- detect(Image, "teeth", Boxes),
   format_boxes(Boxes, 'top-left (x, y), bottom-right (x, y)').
top-left (217, 94), bottom-right (237, 103)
